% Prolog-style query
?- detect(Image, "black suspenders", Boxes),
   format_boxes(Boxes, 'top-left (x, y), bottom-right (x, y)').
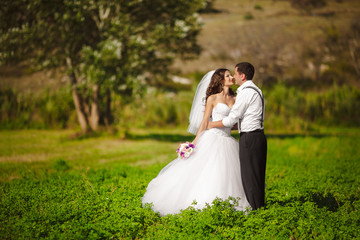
top-left (243, 86), bottom-right (264, 128)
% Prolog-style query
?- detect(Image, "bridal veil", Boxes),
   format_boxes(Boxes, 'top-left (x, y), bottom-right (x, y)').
top-left (187, 70), bottom-right (215, 135)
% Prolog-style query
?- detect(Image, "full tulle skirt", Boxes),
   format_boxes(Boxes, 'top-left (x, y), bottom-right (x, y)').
top-left (142, 129), bottom-right (250, 216)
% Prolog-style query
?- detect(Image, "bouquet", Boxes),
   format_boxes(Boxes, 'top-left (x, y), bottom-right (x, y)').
top-left (176, 142), bottom-right (195, 159)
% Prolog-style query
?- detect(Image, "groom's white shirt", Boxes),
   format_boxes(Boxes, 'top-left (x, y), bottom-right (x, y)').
top-left (222, 80), bottom-right (264, 133)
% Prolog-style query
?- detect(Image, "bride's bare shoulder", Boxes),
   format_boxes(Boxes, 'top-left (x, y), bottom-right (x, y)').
top-left (207, 94), bottom-right (217, 101)
top-left (206, 94), bottom-right (219, 108)
top-left (210, 93), bottom-right (222, 100)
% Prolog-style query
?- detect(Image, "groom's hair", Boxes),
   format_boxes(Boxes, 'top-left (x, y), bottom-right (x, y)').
top-left (235, 62), bottom-right (255, 80)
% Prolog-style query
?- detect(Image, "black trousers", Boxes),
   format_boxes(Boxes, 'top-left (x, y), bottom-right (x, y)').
top-left (239, 130), bottom-right (267, 210)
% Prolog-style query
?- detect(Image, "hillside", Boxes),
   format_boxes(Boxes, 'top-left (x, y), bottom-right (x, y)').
top-left (177, 0), bottom-right (360, 87)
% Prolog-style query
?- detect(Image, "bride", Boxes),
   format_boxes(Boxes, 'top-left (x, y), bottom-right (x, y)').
top-left (142, 68), bottom-right (250, 216)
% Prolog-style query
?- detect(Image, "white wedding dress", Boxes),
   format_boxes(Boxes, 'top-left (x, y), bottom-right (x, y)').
top-left (142, 103), bottom-right (250, 216)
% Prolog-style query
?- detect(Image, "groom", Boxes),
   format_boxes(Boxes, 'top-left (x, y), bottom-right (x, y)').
top-left (207, 62), bottom-right (267, 210)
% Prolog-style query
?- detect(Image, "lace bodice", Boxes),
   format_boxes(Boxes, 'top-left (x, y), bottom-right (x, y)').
top-left (210, 103), bottom-right (232, 137)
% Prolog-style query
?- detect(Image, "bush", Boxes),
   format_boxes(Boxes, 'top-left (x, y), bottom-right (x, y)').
top-left (1, 83), bottom-right (359, 132)
top-left (115, 90), bottom-right (193, 129)
top-left (53, 158), bottom-right (71, 172)
top-left (244, 12), bottom-right (254, 20)
top-left (263, 83), bottom-right (360, 132)
top-left (0, 88), bottom-right (75, 129)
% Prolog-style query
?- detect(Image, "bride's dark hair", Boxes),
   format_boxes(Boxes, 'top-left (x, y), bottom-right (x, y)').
top-left (206, 68), bottom-right (235, 101)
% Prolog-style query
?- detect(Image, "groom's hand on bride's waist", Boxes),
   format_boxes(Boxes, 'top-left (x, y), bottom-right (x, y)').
top-left (207, 120), bottom-right (225, 129)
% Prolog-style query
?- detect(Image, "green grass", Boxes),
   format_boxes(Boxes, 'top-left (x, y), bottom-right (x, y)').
top-left (0, 129), bottom-right (187, 181)
top-left (1, 128), bottom-right (360, 239)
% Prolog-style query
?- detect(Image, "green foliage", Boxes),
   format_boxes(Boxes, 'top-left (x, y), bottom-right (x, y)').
top-left (244, 12), bottom-right (254, 20)
top-left (116, 90), bottom-right (193, 129)
top-left (263, 83), bottom-right (360, 132)
top-left (0, 0), bottom-right (207, 131)
top-left (77, 0), bottom-right (204, 97)
top-left (199, 0), bottom-right (217, 13)
top-left (53, 158), bottom-right (70, 172)
top-left (254, 4), bottom-right (263, 11)
top-left (0, 130), bottom-right (359, 238)
top-left (303, 85), bottom-right (360, 125)
top-left (0, 87), bottom-right (74, 129)
top-left (1, 82), bottom-right (359, 132)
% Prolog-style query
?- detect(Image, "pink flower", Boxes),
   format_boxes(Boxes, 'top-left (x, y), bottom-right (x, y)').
top-left (176, 141), bottom-right (195, 159)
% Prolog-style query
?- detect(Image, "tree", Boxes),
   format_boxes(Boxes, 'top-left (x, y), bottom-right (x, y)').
top-left (0, 0), bottom-right (205, 133)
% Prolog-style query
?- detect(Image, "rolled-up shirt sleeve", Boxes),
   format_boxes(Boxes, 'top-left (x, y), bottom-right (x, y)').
top-left (222, 90), bottom-right (250, 127)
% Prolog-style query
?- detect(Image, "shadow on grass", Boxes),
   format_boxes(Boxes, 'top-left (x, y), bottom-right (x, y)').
top-left (269, 192), bottom-right (350, 212)
top-left (125, 132), bottom-right (194, 142)
top-left (266, 133), bottom-right (334, 139)
top-left (124, 131), bottom-right (337, 142)
top-left (310, 192), bottom-right (342, 212)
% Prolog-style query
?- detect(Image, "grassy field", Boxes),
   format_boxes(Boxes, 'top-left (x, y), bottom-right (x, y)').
top-left (1, 1), bottom-right (359, 238)
top-left (1, 128), bottom-right (359, 239)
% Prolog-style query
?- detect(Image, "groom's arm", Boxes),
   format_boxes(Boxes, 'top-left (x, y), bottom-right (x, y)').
top-left (207, 120), bottom-right (224, 129)
top-left (207, 120), bottom-right (237, 129)
top-left (209, 92), bottom-right (250, 130)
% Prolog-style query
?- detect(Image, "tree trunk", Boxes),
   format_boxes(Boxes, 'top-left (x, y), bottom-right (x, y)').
top-left (69, 72), bottom-right (89, 133)
top-left (315, 62), bottom-right (321, 81)
top-left (66, 56), bottom-right (90, 133)
top-left (104, 87), bottom-right (113, 128)
top-left (90, 84), bottom-right (100, 131)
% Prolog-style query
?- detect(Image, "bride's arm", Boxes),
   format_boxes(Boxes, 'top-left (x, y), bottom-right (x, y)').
top-left (192, 96), bottom-right (215, 145)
